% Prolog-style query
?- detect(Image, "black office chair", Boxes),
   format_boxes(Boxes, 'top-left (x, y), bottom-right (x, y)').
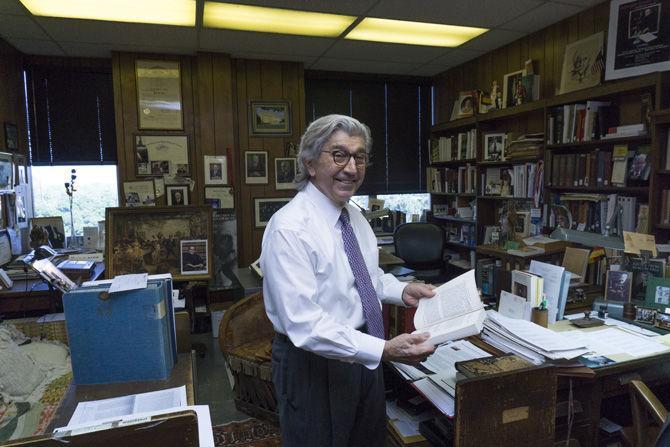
top-left (393, 222), bottom-right (447, 283)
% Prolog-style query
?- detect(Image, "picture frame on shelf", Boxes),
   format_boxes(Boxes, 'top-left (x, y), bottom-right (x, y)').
top-left (4, 123), bottom-right (18, 151)
top-left (655, 312), bottom-right (670, 330)
top-left (559, 31), bottom-right (605, 94)
top-left (484, 133), bottom-right (506, 161)
top-left (456, 91), bottom-right (475, 118)
top-left (106, 206), bottom-right (212, 281)
top-left (502, 69), bottom-right (525, 108)
top-left (30, 216), bottom-right (66, 249)
top-left (135, 59), bottom-right (183, 130)
top-left (134, 134), bottom-right (189, 177)
top-left (644, 276), bottom-right (670, 310)
top-left (634, 305), bottom-right (657, 324)
top-left (245, 151), bottom-right (268, 184)
top-left (605, 270), bottom-right (633, 302)
top-left (166, 185), bottom-right (189, 205)
top-left (204, 155), bottom-right (228, 185)
top-left (514, 211), bottom-right (531, 238)
top-left (249, 100), bottom-right (291, 136)
top-left (275, 158), bottom-right (297, 190)
top-left (254, 197), bottom-right (291, 228)
top-left (0, 152), bottom-right (12, 190)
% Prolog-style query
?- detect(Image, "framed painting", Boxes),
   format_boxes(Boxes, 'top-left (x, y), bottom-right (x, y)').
top-left (254, 197), bottom-right (291, 227)
top-left (106, 206), bottom-right (212, 281)
top-left (249, 100), bottom-right (291, 136)
top-left (4, 123), bottom-right (18, 151)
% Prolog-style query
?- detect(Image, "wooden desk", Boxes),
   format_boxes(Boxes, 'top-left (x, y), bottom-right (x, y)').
top-left (47, 352), bottom-right (196, 431)
top-left (379, 247), bottom-right (404, 267)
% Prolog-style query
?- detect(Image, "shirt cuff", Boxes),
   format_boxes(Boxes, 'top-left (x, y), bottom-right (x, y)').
top-left (383, 281), bottom-right (408, 306)
top-left (353, 331), bottom-right (386, 370)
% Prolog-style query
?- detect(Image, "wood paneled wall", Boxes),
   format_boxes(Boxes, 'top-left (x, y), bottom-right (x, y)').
top-left (0, 39), bottom-right (26, 155)
top-left (434, 2), bottom-right (610, 123)
top-left (111, 52), bottom-right (304, 266)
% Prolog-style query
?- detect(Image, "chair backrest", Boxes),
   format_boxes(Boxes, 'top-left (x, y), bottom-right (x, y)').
top-left (393, 222), bottom-right (444, 270)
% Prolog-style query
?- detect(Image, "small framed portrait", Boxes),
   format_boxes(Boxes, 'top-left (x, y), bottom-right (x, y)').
top-left (275, 158), bottom-right (297, 190)
top-left (0, 152), bottom-right (13, 190)
top-left (4, 123), bottom-right (18, 151)
top-left (166, 185), bottom-right (189, 206)
top-left (513, 211), bottom-right (531, 238)
top-left (456, 91), bottom-right (475, 118)
top-left (254, 197), bottom-right (291, 227)
top-left (645, 277), bottom-right (670, 310)
top-left (245, 151), bottom-right (268, 184)
top-left (180, 239), bottom-right (208, 276)
top-left (502, 69), bottom-right (525, 108)
top-left (655, 312), bottom-right (670, 330)
top-left (204, 155), bottom-right (228, 185)
top-left (634, 305), bottom-right (657, 325)
top-left (605, 270), bottom-right (633, 303)
top-left (204, 186), bottom-right (234, 209)
top-left (484, 133), bottom-right (506, 161)
top-left (249, 100), bottom-right (291, 136)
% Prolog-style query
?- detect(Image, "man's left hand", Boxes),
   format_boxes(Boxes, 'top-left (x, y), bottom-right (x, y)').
top-left (402, 282), bottom-right (435, 308)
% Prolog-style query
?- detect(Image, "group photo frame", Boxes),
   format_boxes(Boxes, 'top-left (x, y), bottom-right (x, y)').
top-left (249, 100), bottom-right (291, 136)
top-left (134, 134), bottom-right (189, 177)
top-left (254, 197), bottom-right (291, 227)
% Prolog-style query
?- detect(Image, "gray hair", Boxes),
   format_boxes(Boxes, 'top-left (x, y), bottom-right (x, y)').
top-left (294, 114), bottom-right (372, 190)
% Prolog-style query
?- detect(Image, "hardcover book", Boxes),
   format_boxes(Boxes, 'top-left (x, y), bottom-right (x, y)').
top-left (455, 354), bottom-right (533, 379)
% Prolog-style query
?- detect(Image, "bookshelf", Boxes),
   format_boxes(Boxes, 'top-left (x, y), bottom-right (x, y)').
top-left (652, 109), bottom-right (670, 237)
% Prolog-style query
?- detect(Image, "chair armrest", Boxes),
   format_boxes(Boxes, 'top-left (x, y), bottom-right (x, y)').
top-left (630, 379), bottom-right (668, 426)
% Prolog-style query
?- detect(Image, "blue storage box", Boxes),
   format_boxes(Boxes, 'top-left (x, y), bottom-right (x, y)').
top-left (63, 277), bottom-right (176, 384)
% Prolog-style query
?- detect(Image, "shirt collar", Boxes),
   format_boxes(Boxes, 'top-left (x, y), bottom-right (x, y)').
top-left (304, 181), bottom-right (346, 228)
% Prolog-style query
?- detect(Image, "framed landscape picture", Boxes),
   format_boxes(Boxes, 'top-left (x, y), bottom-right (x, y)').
top-left (254, 197), bottom-right (291, 227)
top-left (249, 100), bottom-right (291, 136)
top-left (106, 206), bottom-right (212, 281)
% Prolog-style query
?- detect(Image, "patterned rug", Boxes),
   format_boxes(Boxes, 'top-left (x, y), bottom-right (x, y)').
top-left (213, 418), bottom-right (281, 447)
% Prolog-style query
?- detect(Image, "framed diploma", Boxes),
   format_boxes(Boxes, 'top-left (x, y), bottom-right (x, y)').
top-left (136, 59), bottom-right (184, 130)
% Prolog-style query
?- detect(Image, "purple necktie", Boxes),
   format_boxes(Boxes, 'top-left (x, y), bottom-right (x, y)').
top-left (339, 208), bottom-right (385, 339)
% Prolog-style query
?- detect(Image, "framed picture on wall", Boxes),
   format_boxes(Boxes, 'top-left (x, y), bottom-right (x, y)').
top-left (275, 158), bottom-right (297, 190)
top-left (0, 152), bottom-right (13, 190)
top-left (166, 185), bottom-right (189, 205)
top-left (180, 239), bottom-right (208, 276)
top-left (135, 59), bottom-right (183, 130)
top-left (123, 180), bottom-right (156, 207)
top-left (249, 100), bottom-right (291, 136)
top-left (134, 134), bottom-right (189, 177)
top-left (204, 155), bottom-right (228, 185)
top-left (254, 197), bottom-right (291, 227)
top-left (502, 70), bottom-right (525, 108)
top-left (204, 186), bottom-right (234, 209)
top-left (4, 123), bottom-right (18, 151)
top-left (559, 32), bottom-right (604, 94)
top-left (245, 151), bottom-right (268, 184)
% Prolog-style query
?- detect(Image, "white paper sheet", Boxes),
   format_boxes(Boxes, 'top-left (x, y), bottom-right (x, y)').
top-left (108, 273), bottom-right (148, 294)
top-left (563, 327), bottom-right (669, 357)
top-left (412, 378), bottom-right (455, 417)
top-left (498, 291), bottom-right (530, 320)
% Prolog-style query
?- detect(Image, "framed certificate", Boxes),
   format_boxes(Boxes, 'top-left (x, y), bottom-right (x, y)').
top-left (136, 59), bottom-right (183, 130)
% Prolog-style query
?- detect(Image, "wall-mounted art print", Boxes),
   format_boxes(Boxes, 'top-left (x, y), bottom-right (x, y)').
top-left (560, 32), bottom-right (605, 94)
top-left (249, 100), bottom-right (291, 136)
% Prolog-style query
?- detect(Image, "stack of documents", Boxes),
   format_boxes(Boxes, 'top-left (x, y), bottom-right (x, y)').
top-left (482, 311), bottom-right (589, 365)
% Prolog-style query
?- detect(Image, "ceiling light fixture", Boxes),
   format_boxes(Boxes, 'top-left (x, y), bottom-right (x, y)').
top-left (345, 18), bottom-right (488, 47)
top-left (19, 0), bottom-right (196, 26)
top-left (203, 2), bottom-right (355, 38)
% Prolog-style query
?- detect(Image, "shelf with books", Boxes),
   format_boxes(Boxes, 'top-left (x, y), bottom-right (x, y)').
top-left (431, 192), bottom-right (476, 197)
top-left (546, 135), bottom-right (650, 150)
top-left (478, 157), bottom-right (540, 166)
top-left (477, 196), bottom-right (534, 201)
top-left (476, 100), bottom-right (545, 123)
top-left (430, 158), bottom-right (477, 167)
top-left (431, 116), bottom-right (477, 132)
top-left (446, 241), bottom-right (475, 250)
top-left (546, 186), bottom-right (648, 195)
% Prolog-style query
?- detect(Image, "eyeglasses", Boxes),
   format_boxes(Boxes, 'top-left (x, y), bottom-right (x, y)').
top-left (321, 150), bottom-right (368, 167)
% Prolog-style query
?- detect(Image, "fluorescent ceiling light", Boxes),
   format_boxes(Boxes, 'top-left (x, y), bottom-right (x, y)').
top-left (19, 0), bottom-right (196, 26)
top-left (346, 18), bottom-right (488, 47)
top-left (203, 2), bottom-right (355, 38)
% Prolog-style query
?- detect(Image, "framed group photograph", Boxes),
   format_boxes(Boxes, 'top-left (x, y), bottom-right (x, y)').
top-left (605, 270), bottom-right (633, 302)
top-left (484, 133), bottom-right (506, 161)
top-left (30, 216), bottom-right (66, 249)
top-left (205, 186), bottom-right (234, 209)
top-left (4, 123), bottom-right (18, 151)
top-left (275, 158), bottom-right (297, 189)
top-left (655, 312), bottom-right (670, 330)
top-left (123, 180), bottom-right (156, 207)
top-left (249, 100), bottom-right (291, 136)
top-left (136, 59), bottom-right (183, 130)
top-left (180, 239), bottom-right (208, 276)
top-left (644, 276), bottom-right (670, 309)
top-left (559, 31), bottom-right (604, 94)
top-left (106, 206), bottom-right (213, 281)
top-left (635, 305), bottom-right (657, 324)
top-left (135, 134), bottom-right (189, 177)
top-left (245, 151), bottom-right (268, 184)
top-left (204, 155), bottom-right (228, 185)
top-left (254, 197), bottom-right (291, 227)
top-left (502, 69), bottom-right (525, 108)
top-left (606, 0), bottom-right (670, 80)
top-left (166, 185), bottom-right (189, 205)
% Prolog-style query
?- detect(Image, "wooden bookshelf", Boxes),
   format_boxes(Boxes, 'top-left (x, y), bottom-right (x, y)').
top-left (546, 135), bottom-right (651, 150)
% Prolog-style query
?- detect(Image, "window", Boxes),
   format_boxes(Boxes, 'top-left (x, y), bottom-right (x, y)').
top-left (31, 165), bottom-right (119, 236)
top-left (352, 193), bottom-right (430, 219)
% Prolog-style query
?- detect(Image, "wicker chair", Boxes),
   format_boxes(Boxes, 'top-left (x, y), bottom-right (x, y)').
top-left (218, 291), bottom-right (278, 423)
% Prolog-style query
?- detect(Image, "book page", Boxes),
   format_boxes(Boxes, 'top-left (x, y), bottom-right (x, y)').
top-left (414, 269), bottom-right (481, 330)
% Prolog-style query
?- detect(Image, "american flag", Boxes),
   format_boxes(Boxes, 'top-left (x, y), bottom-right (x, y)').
top-left (591, 47), bottom-right (604, 75)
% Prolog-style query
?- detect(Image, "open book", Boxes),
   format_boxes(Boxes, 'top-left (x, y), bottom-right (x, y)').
top-left (412, 269), bottom-right (486, 346)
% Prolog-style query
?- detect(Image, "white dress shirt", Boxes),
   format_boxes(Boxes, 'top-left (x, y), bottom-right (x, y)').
top-left (261, 182), bottom-right (407, 370)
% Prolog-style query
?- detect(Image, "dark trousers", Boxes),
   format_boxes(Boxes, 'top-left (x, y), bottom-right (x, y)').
top-left (271, 334), bottom-right (386, 447)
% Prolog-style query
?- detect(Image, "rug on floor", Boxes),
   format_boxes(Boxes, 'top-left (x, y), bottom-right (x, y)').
top-left (213, 418), bottom-right (281, 447)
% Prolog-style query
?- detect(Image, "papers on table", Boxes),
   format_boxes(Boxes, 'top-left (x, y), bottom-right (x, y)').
top-left (498, 291), bottom-right (530, 320)
top-left (563, 327), bottom-right (670, 358)
top-left (412, 377), bottom-right (455, 418)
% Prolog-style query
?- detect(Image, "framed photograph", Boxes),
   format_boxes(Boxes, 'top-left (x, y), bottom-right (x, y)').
top-left (249, 100), bottom-right (291, 136)
top-left (513, 211), bottom-right (531, 238)
top-left (0, 152), bottom-right (13, 190)
top-left (136, 59), bottom-right (183, 130)
top-left (559, 32), bottom-right (605, 94)
top-left (30, 216), bottom-right (66, 249)
top-left (634, 305), bottom-right (657, 324)
top-left (655, 312), bottom-right (670, 330)
top-left (605, 270), bottom-right (633, 302)
top-left (245, 151), bottom-right (268, 184)
top-left (4, 123), bottom-right (18, 151)
top-left (204, 186), bottom-right (234, 209)
top-left (106, 206), bottom-right (212, 281)
top-left (123, 180), bottom-right (156, 207)
top-left (456, 91), bottom-right (475, 118)
top-left (180, 239), bottom-right (208, 276)
top-left (166, 185), bottom-right (189, 206)
top-left (204, 155), bottom-right (228, 185)
top-left (502, 69), bottom-right (525, 108)
top-left (275, 158), bottom-right (297, 190)
top-left (484, 133), bottom-right (506, 161)
top-left (254, 197), bottom-right (291, 228)
top-left (606, 0), bottom-right (670, 80)
top-left (644, 276), bottom-right (670, 309)
top-left (12, 154), bottom-right (26, 185)
top-left (135, 134), bottom-right (189, 177)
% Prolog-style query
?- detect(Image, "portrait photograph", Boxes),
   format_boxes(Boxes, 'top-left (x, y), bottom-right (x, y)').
top-left (254, 197), bottom-right (291, 227)
top-left (456, 91), bottom-right (475, 118)
top-left (249, 100), bottom-right (291, 136)
top-left (204, 155), bottom-right (228, 185)
top-left (180, 239), bottom-right (208, 275)
top-left (30, 216), bottom-right (66, 249)
top-left (106, 206), bottom-right (212, 281)
top-left (275, 157), bottom-right (297, 190)
top-left (166, 185), bottom-right (189, 206)
top-left (484, 133), bottom-right (506, 161)
top-left (210, 209), bottom-right (240, 291)
top-left (245, 151), bottom-right (268, 184)
top-left (605, 270), bottom-right (633, 302)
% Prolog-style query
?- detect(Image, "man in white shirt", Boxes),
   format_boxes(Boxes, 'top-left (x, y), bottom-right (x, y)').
top-left (261, 114), bottom-right (436, 446)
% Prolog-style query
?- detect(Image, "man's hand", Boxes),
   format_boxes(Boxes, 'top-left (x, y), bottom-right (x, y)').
top-left (382, 333), bottom-right (435, 364)
top-left (402, 282), bottom-right (436, 308)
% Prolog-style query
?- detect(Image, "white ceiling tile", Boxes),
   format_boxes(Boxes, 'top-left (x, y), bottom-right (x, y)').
top-left (199, 29), bottom-right (332, 56)
top-left (324, 40), bottom-right (448, 64)
top-left (7, 38), bottom-right (65, 55)
top-left (502, 2), bottom-right (583, 32)
top-left (207, 0), bottom-right (378, 16)
top-left (308, 57), bottom-right (417, 75)
top-left (59, 41), bottom-right (193, 58)
top-left (430, 48), bottom-right (484, 67)
top-left (406, 64), bottom-right (452, 76)
top-left (0, 1), bottom-right (28, 14)
top-left (457, 28), bottom-right (526, 51)
top-left (367, 0), bottom-right (545, 28)
top-left (0, 14), bottom-right (50, 39)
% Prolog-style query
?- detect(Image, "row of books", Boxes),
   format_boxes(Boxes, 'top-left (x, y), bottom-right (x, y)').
top-left (445, 223), bottom-right (476, 248)
top-left (482, 162), bottom-right (543, 199)
top-left (546, 101), bottom-right (616, 144)
top-left (550, 194), bottom-right (641, 235)
top-left (429, 129), bottom-right (477, 162)
top-left (547, 144), bottom-right (650, 188)
top-left (427, 165), bottom-right (476, 194)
